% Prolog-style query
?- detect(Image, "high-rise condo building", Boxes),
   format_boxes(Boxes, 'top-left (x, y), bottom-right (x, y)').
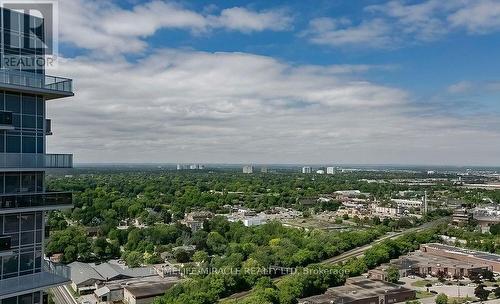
top-left (242, 165), bottom-right (253, 174)
top-left (0, 7), bottom-right (73, 304)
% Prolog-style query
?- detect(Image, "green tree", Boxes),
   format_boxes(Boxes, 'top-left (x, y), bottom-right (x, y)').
top-left (386, 266), bottom-right (400, 283)
top-left (175, 249), bottom-right (191, 263)
top-left (475, 285), bottom-right (491, 301)
top-left (125, 251), bottom-right (143, 267)
top-left (192, 250), bottom-right (209, 264)
top-left (435, 293), bottom-right (448, 304)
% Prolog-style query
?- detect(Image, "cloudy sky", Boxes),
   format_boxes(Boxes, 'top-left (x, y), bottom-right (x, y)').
top-left (47, 0), bottom-right (500, 166)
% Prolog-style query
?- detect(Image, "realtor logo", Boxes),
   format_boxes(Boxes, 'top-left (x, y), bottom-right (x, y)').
top-left (0, 0), bottom-right (59, 69)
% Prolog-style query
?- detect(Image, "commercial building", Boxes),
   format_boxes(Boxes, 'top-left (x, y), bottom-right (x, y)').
top-left (326, 167), bottom-right (335, 174)
top-left (371, 204), bottom-right (402, 217)
top-left (452, 208), bottom-right (472, 225)
top-left (473, 206), bottom-right (500, 233)
top-left (391, 199), bottom-right (422, 209)
top-left (380, 250), bottom-right (491, 279)
top-left (242, 165), bottom-right (253, 174)
top-left (420, 243), bottom-right (500, 273)
top-left (302, 166), bottom-right (312, 174)
top-left (298, 276), bottom-right (415, 304)
top-left (0, 7), bottom-right (74, 304)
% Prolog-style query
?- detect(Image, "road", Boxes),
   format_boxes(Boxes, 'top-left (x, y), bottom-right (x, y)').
top-left (51, 285), bottom-right (77, 304)
top-left (220, 218), bottom-right (446, 302)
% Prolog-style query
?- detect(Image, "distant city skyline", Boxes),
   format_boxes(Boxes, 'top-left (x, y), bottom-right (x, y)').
top-left (49, 0), bottom-right (500, 166)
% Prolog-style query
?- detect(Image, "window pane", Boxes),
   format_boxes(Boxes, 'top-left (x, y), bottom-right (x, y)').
top-left (22, 115), bottom-right (36, 129)
top-left (0, 133), bottom-right (4, 153)
top-left (22, 135), bottom-right (36, 152)
top-left (2, 254), bottom-right (19, 274)
top-left (5, 93), bottom-right (20, 113)
top-left (6, 135), bottom-right (20, 153)
top-left (20, 252), bottom-right (34, 271)
top-left (36, 97), bottom-right (43, 116)
top-left (36, 137), bottom-right (43, 154)
top-left (35, 212), bottom-right (42, 229)
top-left (22, 95), bottom-right (36, 115)
top-left (20, 213), bottom-right (34, 231)
top-left (5, 173), bottom-right (19, 193)
top-left (4, 214), bottom-right (19, 233)
top-left (21, 231), bottom-right (34, 245)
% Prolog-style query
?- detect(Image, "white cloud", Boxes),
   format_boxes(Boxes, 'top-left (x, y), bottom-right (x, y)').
top-left (212, 7), bottom-right (292, 32)
top-left (59, 0), bottom-right (293, 55)
top-left (46, 50), bottom-right (500, 165)
top-left (303, 18), bottom-right (394, 48)
top-left (304, 0), bottom-right (500, 49)
top-left (448, 0), bottom-right (500, 33)
top-left (447, 81), bottom-right (474, 94)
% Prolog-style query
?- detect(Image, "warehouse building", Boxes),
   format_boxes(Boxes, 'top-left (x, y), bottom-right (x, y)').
top-left (298, 276), bottom-right (415, 304)
top-left (420, 243), bottom-right (500, 273)
top-left (370, 250), bottom-right (491, 279)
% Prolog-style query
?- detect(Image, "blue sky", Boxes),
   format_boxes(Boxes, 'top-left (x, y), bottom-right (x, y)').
top-left (48, 0), bottom-right (500, 165)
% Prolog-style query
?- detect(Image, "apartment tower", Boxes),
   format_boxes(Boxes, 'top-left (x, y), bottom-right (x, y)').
top-left (0, 7), bottom-right (73, 304)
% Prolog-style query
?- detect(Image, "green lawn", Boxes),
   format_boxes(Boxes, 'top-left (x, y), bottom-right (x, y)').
top-left (416, 290), bottom-right (434, 299)
top-left (412, 279), bottom-right (436, 287)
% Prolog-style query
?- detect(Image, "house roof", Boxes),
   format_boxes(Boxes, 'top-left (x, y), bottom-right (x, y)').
top-left (94, 286), bottom-right (110, 297)
top-left (125, 282), bottom-right (176, 299)
top-left (69, 262), bottom-right (156, 286)
top-left (68, 262), bottom-right (104, 285)
top-left (94, 263), bottom-right (155, 280)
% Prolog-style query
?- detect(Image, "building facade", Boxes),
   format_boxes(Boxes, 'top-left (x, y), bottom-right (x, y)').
top-left (0, 7), bottom-right (73, 304)
top-left (299, 276), bottom-right (416, 304)
top-left (420, 243), bottom-right (500, 273)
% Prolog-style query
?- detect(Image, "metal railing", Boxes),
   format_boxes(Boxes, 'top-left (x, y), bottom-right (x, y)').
top-left (0, 153), bottom-right (73, 168)
top-left (0, 68), bottom-right (72, 93)
top-left (0, 191), bottom-right (73, 210)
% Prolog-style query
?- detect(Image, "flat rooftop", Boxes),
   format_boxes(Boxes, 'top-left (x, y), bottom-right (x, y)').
top-left (424, 243), bottom-right (500, 263)
top-left (299, 277), bottom-right (413, 304)
top-left (392, 250), bottom-right (490, 269)
top-left (125, 281), bottom-right (176, 299)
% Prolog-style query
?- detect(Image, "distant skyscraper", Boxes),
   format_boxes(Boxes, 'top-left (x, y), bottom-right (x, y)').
top-left (302, 166), bottom-right (312, 174)
top-left (326, 167), bottom-right (335, 174)
top-left (243, 165), bottom-right (254, 174)
top-left (260, 167), bottom-right (268, 173)
top-left (0, 7), bottom-right (74, 303)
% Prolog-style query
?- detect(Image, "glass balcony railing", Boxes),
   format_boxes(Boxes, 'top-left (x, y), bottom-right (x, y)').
top-left (0, 153), bottom-right (73, 168)
top-left (0, 263), bottom-right (70, 298)
top-left (0, 192), bottom-right (73, 211)
top-left (0, 68), bottom-right (73, 94)
top-left (43, 259), bottom-right (71, 279)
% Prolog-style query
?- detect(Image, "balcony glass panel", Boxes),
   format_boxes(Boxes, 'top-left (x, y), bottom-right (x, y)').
top-left (0, 153), bottom-right (72, 168)
top-left (0, 192), bottom-right (72, 211)
top-left (0, 69), bottom-right (72, 94)
top-left (0, 260), bottom-right (70, 298)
